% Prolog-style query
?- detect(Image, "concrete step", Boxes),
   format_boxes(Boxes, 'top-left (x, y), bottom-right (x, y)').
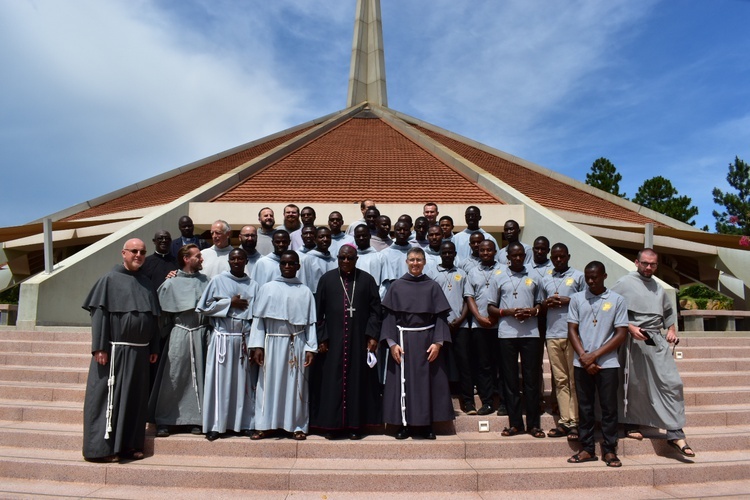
top-left (671, 358), bottom-right (747, 371)
top-left (0, 365), bottom-right (87, 384)
top-left (0, 400), bottom-right (83, 424)
top-left (2, 477), bottom-right (750, 500)
top-left (681, 337), bottom-right (750, 347)
top-left (0, 339), bottom-right (88, 354)
top-left (1, 445), bottom-right (749, 494)
top-left (676, 346), bottom-right (750, 359)
top-left (686, 386), bottom-right (750, 406)
top-left (0, 352), bottom-right (90, 368)
top-left (452, 406), bottom-right (750, 431)
top-left (679, 371), bottom-right (750, 388)
top-left (0, 478), bottom-right (302, 500)
top-left (2, 417), bottom-right (749, 457)
top-left (0, 381), bottom-right (85, 403)
top-left (0, 330), bottom-right (90, 343)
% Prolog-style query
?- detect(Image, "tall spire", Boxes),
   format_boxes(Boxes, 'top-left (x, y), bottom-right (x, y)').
top-left (347, 0), bottom-right (388, 107)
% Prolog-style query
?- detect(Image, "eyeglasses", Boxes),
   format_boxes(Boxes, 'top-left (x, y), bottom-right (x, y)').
top-left (124, 249), bottom-right (147, 256)
top-left (637, 261), bottom-right (658, 268)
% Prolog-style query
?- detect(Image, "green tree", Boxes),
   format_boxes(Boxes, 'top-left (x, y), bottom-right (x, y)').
top-left (633, 176), bottom-right (698, 225)
top-left (713, 156), bottom-right (750, 235)
top-left (585, 157), bottom-right (627, 198)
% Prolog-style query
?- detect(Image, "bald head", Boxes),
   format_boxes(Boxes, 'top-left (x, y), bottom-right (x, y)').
top-left (121, 238), bottom-right (147, 271)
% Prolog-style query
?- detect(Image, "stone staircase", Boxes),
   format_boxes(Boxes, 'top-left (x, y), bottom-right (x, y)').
top-left (1, 328), bottom-right (750, 499)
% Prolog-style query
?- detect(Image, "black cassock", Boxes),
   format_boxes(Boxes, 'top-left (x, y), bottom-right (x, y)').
top-left (310, 268), bottom-right (382, 431)
top-left (81, 265), bottom-right (160, 459)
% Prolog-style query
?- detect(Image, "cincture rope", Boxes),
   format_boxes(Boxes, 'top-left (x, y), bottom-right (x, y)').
top-left (105, 341), bottom-right (149, 439)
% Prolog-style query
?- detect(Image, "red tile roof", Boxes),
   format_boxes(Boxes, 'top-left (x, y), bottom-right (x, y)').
top-left (65, 127), bottom-right (311, 221)
top-left (415, 126), bottom-right (657, 225)
top-left (214, 115), bottom-right (501, 204)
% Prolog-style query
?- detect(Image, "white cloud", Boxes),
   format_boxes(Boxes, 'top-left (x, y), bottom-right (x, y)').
top-left (384, 0), bottom-right (657, 151)
top-left (0, 0), bottom-right (310, 225)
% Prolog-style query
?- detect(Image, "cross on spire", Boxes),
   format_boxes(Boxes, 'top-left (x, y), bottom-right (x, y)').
top-left (347, 0), bottom-right (388, 107)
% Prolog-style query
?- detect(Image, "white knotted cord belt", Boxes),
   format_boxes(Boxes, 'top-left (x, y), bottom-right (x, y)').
top-left (105, 341), bottom-right (149, 439)
top-left (392, 324), bottom-right (434, 427)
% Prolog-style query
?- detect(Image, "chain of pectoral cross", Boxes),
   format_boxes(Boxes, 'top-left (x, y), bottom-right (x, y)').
top-left (508, 274), bottom-right (523, 299)
top-left (339, 274), bottom-right (356, 318)
top-left (589, 297), bottom-right (601, 326)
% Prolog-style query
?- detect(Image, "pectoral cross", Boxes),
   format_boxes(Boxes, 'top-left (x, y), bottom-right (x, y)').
top-left (592, 319), bottom-right (598, 326)
top-left (512, 291), bottom-right (518, 299)
top-left (347, 305), bottom-right (356, 318)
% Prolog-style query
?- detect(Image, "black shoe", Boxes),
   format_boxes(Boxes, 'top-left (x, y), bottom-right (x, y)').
top-left (190, 426), bottom-right (202, 435)
top-left (423, 428), bottom-right (436, 440)
top-left (156, 426), bottom-right (169, 438)
top-left (349, 432), bottom-right (364, 440)
top-left (395, 427), bottom-right (410, 440)
top-left (205, 431), bottom-right (220, 441)
top-left (496, 404), bottom-right (508, 416)
top-left (241, 429), bottom-right (254, 437)
top-left (477, 404), bottom-right (494, 416)
top-left (464, 404), bottom-right (478, 416)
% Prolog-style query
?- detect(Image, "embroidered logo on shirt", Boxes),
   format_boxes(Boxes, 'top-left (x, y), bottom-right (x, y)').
top-left (565, 278), bottom-right (574, 286)
top-left (547, 269), bottom-right (553, 274)
top-left (602, 302), bottom-right (612, 311)
top-left (525, 278), bottom-right (534, 286)
top-left (495, 270), bottom-right (503, 275)
top-left (454, 275), bottom-right (462, 281)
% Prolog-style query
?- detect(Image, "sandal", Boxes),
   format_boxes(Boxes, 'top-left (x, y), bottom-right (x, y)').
top-left (567, 427), bottom-right (579, 441)
top-left (626, 429), bottom-right (644, 440)
top-left (250, 430), bottom-right (266, 440)
top-left (122, 450), bottom-right (145, 460)
top-left (529, 428), bottom-right (546, 439)
top-left (567, 451), bottom-right (598, 464)
top-left (667, 439), bottom-right (696, 457)
top-left (547, 426), bottom-right (569, 438)
top-left (501, 426), bottom-right (520, 437)
top-left (604, 453), bottom-right (622, 467)
top-left (293, 431), bottom-right (307, 441)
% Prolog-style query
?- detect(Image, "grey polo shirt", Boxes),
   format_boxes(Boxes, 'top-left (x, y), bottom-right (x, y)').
top-left (567, 288), bottom-right (628, 369)
top-left (488, 268), bottom-right (543, 339)
top-left (465, 262), bottom-right (505, 320)
top-left (525, 259), bottom-right (554, 282)
top-left (541, 267), bottom-right (585, 339)
top-left (432, 265), bottom-right (468, 327)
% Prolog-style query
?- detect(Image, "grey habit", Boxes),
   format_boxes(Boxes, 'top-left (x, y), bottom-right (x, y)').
top-left (612, 271), bottom-right (686, 433)
top-left (81, 265), bottom-right (160, 460)
top-left (149, 270), bottom-right (209, 427)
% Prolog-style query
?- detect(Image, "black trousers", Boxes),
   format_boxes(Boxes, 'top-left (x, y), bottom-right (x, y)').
top-left (498, 337), bottom-right (541, 431)
top-left (574, 366), bottom-right (618, 456)
top-left (452, 327), bottom-right (475, 405)
top-left (475, 327), bottom-right (500, 407)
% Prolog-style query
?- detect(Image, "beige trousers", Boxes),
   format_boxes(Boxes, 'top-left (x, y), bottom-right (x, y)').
top-left (546, 338), bottom-right (578, 427)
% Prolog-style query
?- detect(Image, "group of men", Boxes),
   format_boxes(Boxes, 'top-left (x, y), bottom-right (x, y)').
top-left (82, 202), bottom-right (692, 469)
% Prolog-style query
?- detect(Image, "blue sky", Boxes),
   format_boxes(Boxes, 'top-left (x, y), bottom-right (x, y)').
top-left (1, 0), bottom-right (748, 230)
